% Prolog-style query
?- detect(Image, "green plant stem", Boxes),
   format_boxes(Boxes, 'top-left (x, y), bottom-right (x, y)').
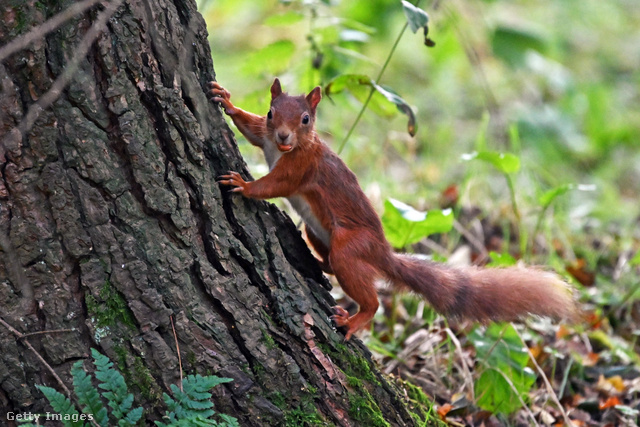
top-left (388, 292), bottom-right (399, 343)
top-left (337, 21), bottom-right (410, 154)
top-left (505, 175), bottom-right (520, 223)
top-left (480, 323), bottom-right (509, 363)
top-left (529, 204), bottom-right (550, 257)
top-left (505, 174), bottom-right (527, 255)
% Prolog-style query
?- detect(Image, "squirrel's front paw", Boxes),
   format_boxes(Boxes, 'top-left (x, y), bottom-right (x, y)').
top-left (217, 171), bottom-right (247, 194)
top-left (207, 81), bottom-right (235, 114)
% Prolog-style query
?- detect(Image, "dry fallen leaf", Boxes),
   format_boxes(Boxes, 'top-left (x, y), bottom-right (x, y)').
top-left (437, 403), bottom-right (452, 418)
top-left (598, 395), bottom-right (621, 410)
top-left (566, 258), bottom-right (596, 287)
top-left (596, 374), bottom-right (626, 394)
top-left (556, 324), bottom-right (572, 339)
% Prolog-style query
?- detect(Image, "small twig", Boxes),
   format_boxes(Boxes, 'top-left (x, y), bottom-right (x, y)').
top-left (170, 315), bottom-right (183, 392)
top-left (479, 323), bottom-right (508, 364)
top-left (557, 357), bottom-right (573, 401)
top-left (530, 204), bottom-right (551, 258)
top-left (492, 367), bottom-right (538, 426)
top-left (3, 0), bottom-right (124, 144)
top-left (0, 317), bottom-right (73, 400)
top-left (453, 219), bottom-right (488, 263)
top-left (0, 0), bottom-right (103, 62)
top-left (444, 1), bottom-right (498, 114)
top-left (515, 328), bottom-right (574, 427)
top-left (612, 250), bottom-right (630, 282)
top-left (416, 237), bottom-right (448, 257)
top-left (444, 327), bottom-right (474, 397)
top-left (19, 328), bottom-right (76, 339)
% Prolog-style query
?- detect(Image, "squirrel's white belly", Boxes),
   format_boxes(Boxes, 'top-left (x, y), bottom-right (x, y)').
top-left (287, 195), bottom-right (331, 247)
top-left (262, 140), bottom-right (330, 247)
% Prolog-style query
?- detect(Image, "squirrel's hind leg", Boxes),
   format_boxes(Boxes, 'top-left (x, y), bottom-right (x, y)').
top-left (329, 234), bottom-right (380, 340)
top-left (305, 226), bottom-right (333, 274)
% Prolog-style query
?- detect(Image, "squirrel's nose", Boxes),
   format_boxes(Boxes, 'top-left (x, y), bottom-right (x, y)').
top-left (277, 131), bottom-right (290, 142)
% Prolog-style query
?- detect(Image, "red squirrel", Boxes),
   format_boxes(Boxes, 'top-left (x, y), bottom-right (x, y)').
top-left (208, 78), bottom-right (575, 340)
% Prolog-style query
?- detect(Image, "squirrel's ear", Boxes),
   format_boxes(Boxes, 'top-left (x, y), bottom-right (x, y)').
top-left (270, 78), bottom-right (282, 99)
top-left (306, 86), bottom-right (322, 112)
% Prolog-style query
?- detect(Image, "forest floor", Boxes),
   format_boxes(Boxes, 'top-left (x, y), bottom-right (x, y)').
top-left (332, 203), bottom-right (640, 426)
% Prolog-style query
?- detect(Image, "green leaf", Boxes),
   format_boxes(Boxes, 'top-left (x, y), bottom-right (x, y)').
top-left (36, 385), bottom-right (86, 427)
top-left (263, 11), bottom-right (304, 27)
top-left (159, 375), bottom-right (237, 426)
top-left (491, 25), bottom-right (547, 67)
top-left (92, 348), bottom-right (141, 425)
top-left (218, 413), bottom-right (241, 427)
top-left (475, 368), bottom-right (523, 414)
top-left (631, 251), bottom-right (640, 267)
top-left (340, 18), bottom-right (377, 35)
top-left (616, 405), bottom-right (640, 417)
top-left (588, 329), bottom-right (640, 365)
top-left (340, 29), bottom-right (370, 43)
top-left (538, 183), bottom-right (595, 208)
top-left (72, 360), bottom-right (108, 425)
top-left (401, 1), bottom-right (429, 33)
top-left (241, 40), bottom-right (295, 76)
top-left (381, 198), bottom-right (453, 248)
top-left (325, 74), bottom-right (395, 117)
top-left (371, 84), bottom-right (417, 136)
top-left (325, 74), bottom-right (417, 136)
top-left (121, 407), bottom-right (144, 426)
top-left (461, 150), bottom-right (521, 174)
top-left (538, 184), bottom-right (574, 208)
top-left (469, 324), bottom-right (536, 414)
top-left (471, 324), bottom-right (532, 374)
top-left (486, 251), bottom-right (517, 267)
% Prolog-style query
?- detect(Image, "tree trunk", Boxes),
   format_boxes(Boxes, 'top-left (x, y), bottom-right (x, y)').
top-left (0, 0), bottom-right (424, 425)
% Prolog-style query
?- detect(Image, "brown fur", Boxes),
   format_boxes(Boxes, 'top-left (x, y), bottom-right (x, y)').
top-left (386, 254), bottom-right (576, 322)
top-left (209, 79), bottom-right (576, 340)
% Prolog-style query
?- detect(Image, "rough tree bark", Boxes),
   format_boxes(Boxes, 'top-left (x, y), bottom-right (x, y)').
top-left (0, 0), bottom-right (427, 425)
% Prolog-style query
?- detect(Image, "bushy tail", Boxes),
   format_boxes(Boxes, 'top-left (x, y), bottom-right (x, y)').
top-left (384, 254), bottom-right (575, 322)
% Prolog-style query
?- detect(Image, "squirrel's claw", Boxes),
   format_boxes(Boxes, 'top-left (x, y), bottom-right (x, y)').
top-left (330, 306), bottom-right (350, 327)
top-left (332, 306), bottom-right (359, 340)
top-left (207, 81), bottom-right (235, 114)
top-left (218, 171), bottom-right (247, 194)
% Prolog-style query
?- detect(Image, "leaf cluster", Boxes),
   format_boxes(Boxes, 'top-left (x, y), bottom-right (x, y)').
top-left (23, 349), bottom-right (236, 427)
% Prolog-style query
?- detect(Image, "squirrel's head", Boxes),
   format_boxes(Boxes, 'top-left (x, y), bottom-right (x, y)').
top-left (266, 78), bottom-right (321, 152)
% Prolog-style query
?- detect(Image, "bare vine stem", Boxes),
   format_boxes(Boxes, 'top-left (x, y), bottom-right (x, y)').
top-left (337, 20), bottom-right (410, 155)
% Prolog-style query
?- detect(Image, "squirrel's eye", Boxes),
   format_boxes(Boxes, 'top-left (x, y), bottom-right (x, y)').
top-left (267, 109), bottom-right (273, 120)
top-left (301, 114), bottom-right (310, 125)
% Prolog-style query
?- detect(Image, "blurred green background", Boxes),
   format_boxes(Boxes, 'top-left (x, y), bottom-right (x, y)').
top-left (198, 0), bottom-right (640, 248)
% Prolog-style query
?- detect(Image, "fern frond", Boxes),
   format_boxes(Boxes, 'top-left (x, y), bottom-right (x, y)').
top-left (36, 385), bottom-right (87, 427)
top-left (186, 374), bottom-right (234, 390)
top-left (155, 417), bottom-right (216, 426)
top-left (91, 348), bottom-right (142, 426)
top-left (156, 374), bottom-right (237, 427)
top-left (119, 406), bottom-right (143, 426)
top-left (71, 360), bottom-right (108, 425)
top-left (218, 413), bottom-right (240, 427)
